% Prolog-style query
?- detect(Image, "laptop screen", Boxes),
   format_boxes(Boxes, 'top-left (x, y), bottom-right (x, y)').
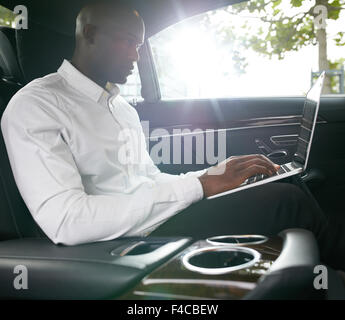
top-left (293, 72), bottom-right (325, 168)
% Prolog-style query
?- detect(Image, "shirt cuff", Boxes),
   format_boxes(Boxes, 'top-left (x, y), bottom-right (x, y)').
top-left (171, 176), bottom-right (204, 206)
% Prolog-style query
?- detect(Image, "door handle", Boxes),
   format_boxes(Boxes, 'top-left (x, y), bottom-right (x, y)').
top-left (270, 135), bottom-right (298, 146)
top-left (267, 150), bottom-right (288, 159)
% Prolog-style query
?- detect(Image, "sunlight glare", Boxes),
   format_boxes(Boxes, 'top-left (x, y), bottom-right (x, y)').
top-left (164, 27), bottom-right (236, 98)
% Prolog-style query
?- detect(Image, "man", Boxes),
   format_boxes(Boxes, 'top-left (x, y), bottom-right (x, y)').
top-left (1, 0), bottom-right (344, 270)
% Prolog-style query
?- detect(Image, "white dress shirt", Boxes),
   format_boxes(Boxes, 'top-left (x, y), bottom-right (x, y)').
top-left (1, 60), bottom-right (205, 245)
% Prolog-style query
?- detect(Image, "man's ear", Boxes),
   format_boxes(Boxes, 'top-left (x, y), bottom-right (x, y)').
top-left (83, 24), bottom-right (97, 45)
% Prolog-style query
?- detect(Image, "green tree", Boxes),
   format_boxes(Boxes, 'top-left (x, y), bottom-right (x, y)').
top-left (207, 0), bottom-right (345, 93)
top-left (329, 58), bottom-right (345, 92)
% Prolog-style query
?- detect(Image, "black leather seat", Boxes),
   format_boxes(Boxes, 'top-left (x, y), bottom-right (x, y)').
top-left (0, 28), bottom-right (23, 85)
top-left (16, 20), bottom-right (75, 83)
top-left (0, 22), bottom-right (76, 241)
top-left (0, 28), bottom-right (23, 106)
top-left (0, 27), bottom-right (43, 240)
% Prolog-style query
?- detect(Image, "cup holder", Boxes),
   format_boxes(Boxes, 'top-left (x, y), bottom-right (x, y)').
top-left (182, 247), bottom-right (260, 275)
top-left (206, 235), bottom-right (268, 246)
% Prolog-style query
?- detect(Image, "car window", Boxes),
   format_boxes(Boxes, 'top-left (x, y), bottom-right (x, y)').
top-left (149, 0), bottom-right (345, 99)
top-left (0, 5), bottom-right (16, 28)
top-left (117, 63), bottom-right (142, 104)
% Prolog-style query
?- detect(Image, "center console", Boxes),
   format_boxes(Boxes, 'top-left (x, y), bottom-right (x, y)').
top-left (120, 229), bottom-right (320, 300)
top-left (120, 235), bottom-right (282, 299)
top-left (0, 229), bottom-right (320, 299)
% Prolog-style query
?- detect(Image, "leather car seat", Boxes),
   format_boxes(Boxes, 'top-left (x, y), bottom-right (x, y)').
top-left (15, 20), bottom-right (74, 83)
top-left (0, 27), bottom-right (43, 240)
top-left (0, 28), bottom-right (23, 106)
top-left (0, 20), bottom-right (75, 241)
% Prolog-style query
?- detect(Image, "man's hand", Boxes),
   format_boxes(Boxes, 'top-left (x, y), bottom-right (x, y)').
top-left (198, 154), bottom-right (280, 198)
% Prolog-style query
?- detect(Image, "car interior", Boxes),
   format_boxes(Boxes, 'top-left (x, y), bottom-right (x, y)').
top-left (0, 0), bottom-right (345, 300)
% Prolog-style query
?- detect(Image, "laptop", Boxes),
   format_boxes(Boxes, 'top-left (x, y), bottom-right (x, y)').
top-left (207, 71), bottom-right (325, 200)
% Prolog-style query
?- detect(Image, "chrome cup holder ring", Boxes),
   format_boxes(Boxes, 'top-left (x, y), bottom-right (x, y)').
top-left (182, 246), bottom-right (260, 275)
top-left (206, 235), bottom-right (268, 246)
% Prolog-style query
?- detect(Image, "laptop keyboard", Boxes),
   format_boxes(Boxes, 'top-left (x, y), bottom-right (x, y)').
top-left (242, 164), bottom-right (292, 186)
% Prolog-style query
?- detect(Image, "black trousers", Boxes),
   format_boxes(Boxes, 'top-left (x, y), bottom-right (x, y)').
top-left (150, 182), bottom-right (345, 271)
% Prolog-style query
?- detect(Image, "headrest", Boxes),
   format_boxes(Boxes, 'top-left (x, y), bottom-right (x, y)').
top-left (0, 28), bottom-right (24, 85)
top-left (16, 20), bottom-right (75, 83)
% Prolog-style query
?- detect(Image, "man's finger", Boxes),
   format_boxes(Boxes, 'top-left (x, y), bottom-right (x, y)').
top-left (239, 164), bottom-right (272, 179)
top-left (235, 158), bottom-right (278, 175)
top-left (229, 154), bottom-right (278, 167)
top-left (257, 154), bottom-right (280, 169)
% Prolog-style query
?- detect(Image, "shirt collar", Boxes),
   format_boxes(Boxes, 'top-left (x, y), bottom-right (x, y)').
top-left (57, 59), bottom-right (120, 105)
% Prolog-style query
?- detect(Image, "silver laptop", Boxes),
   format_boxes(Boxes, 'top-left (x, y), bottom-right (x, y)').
top-left (207, 72), bottom-right (325, 200)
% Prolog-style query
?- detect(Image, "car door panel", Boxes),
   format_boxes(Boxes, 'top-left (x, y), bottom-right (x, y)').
top-left (136, 96), bottom-right (345, 196)
top-left (137, 98), bottom-right (303, 172)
